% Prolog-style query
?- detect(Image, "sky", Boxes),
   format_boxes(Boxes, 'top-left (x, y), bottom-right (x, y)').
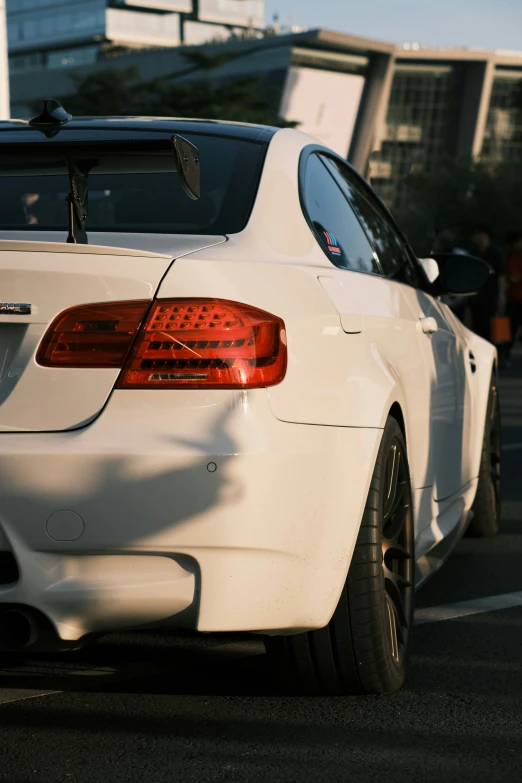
top-left (265, 0), bottom-right (522, 51)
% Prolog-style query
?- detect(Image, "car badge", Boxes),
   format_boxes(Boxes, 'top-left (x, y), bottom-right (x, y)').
top-left (0, 303), bottom-right (32, 315)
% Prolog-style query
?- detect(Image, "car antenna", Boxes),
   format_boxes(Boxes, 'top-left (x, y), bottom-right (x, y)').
top-left (29, 99), bottom-right (93, 243)
top-left (29, 98), bottom-right (72, 136)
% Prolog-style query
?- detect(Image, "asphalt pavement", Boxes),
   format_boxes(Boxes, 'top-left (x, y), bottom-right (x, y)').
top-left (1, 359), bottom-right (522, 783)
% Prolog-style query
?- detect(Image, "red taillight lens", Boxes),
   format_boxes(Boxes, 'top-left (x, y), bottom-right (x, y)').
top-left (117, 298), bottom-right (287, 389)
top-left (37, 301), bottom-right (150, 368)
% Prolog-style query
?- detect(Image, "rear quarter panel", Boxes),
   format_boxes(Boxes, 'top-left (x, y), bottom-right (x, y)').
top-left (156, 257), bottom-right (431, 493)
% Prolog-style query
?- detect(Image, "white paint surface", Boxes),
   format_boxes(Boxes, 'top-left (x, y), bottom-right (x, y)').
top-left (0, 126), bottom-right (496, 645)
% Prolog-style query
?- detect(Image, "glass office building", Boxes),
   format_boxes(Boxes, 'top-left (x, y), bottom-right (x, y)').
top-left (7, 0), bottom-right (264, 73)
top-left (369, 63), bottom-right (457, 207)
top-left (482, 69), bottom-right (522, 164)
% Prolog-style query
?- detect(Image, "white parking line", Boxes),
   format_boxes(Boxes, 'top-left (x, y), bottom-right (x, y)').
top-left (0, 641), bottom-right (262, 706)
top-left (1, 599), bottom-right (522, 704)
top-left (0, 689), bottom-right (56, 705)
top-left (415, 590), bottom-right (522, 624)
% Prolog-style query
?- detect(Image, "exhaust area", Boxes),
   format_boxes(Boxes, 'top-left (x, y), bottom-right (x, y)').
top-left (0, 609), bottom-right (39, 651)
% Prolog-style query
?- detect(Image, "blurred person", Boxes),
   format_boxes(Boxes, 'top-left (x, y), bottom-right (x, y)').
top-left (504, 230), bottom-right (522, 364)
top-left (468, 225), bottom-right (505, 340)
top-left (433, 228), bottom-right (465, 255)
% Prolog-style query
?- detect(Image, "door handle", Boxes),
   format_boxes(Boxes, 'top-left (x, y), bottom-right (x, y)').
top-left (420, 316), bottom-right (439, 334)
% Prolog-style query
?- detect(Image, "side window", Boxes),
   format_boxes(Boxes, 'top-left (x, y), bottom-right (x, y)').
top-left (322, 156), bottom-right (423, 288)
top-left (303, 154), bottom-right (380, 275)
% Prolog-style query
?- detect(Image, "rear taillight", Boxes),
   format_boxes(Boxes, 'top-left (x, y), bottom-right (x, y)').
top-left (117, 298), bottom-right (287, 389)
top-left (37, 301), bottom-right (150, 368)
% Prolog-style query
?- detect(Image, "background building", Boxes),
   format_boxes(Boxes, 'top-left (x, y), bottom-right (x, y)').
top-left (6, 0), bottom-right (265, 74)
top-left (0, 0), bottom-right (8, 117)
top-left (5, 10), bottom-right (522, 211)
top-left (370, 47), bottom-right (522, 208)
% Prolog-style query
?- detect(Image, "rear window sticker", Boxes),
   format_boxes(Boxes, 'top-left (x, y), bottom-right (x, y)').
top-left (323, 230), bottom-right (342, 256)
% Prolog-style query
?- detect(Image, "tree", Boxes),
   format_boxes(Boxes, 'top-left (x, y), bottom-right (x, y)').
top-left (61, 68), bottom-right (163, 117)
top-left (57, 64), bottom-right (297, 128)
top-left (388, 157), bottom-right (522, 256)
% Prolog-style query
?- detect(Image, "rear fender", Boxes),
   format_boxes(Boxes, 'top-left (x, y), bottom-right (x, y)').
top-left (157, 257), bottom-right (404, 427)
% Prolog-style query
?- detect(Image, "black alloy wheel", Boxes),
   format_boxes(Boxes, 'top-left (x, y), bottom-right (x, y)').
top-left (265, 416), bottom-right (415, 695)
top-left (467, 377), bottom-right (502, 537)
top-left (381, 437), bottom-right (414, 668)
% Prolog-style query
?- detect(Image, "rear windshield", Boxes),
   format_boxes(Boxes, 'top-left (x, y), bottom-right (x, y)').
top-left (0, 134), bottom-right (266, 235)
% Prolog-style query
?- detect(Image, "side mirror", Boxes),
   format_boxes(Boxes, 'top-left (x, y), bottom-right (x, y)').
top-left (419, 257), bottom-right (440, 284)
top-left (429, 252), bottom-right (493, 296)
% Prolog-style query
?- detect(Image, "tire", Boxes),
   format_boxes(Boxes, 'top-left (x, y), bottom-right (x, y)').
top-left (265, 417), bottom-right (415, 695)
top-left (467, 376), bottom-right (501, 537)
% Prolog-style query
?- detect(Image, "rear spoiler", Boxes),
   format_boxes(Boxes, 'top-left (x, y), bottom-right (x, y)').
top-left (15, 100), bottom-right (201, 245)
top-left (0, 238), bottom-right (171, 259)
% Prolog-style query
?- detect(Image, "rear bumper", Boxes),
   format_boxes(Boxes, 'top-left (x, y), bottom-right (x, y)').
top-left (0, 389), bottom-right (381, 642)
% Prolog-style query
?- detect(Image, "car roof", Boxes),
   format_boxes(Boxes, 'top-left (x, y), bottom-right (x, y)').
top-left (0, 117), bottom-right (279, 145)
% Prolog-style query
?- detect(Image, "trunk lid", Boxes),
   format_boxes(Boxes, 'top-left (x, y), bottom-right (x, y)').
top-left (0, 235), bottom-right (225, 432)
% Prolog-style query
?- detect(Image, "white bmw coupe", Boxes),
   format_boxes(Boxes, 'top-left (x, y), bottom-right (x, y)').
top-left (0, 101), bottom-right (500, 695)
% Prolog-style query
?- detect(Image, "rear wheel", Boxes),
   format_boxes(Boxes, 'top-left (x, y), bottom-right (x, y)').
top-left (265, 417), bottom-right (414, 695)
top-left (467, 377), bottom-right (501, 537)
